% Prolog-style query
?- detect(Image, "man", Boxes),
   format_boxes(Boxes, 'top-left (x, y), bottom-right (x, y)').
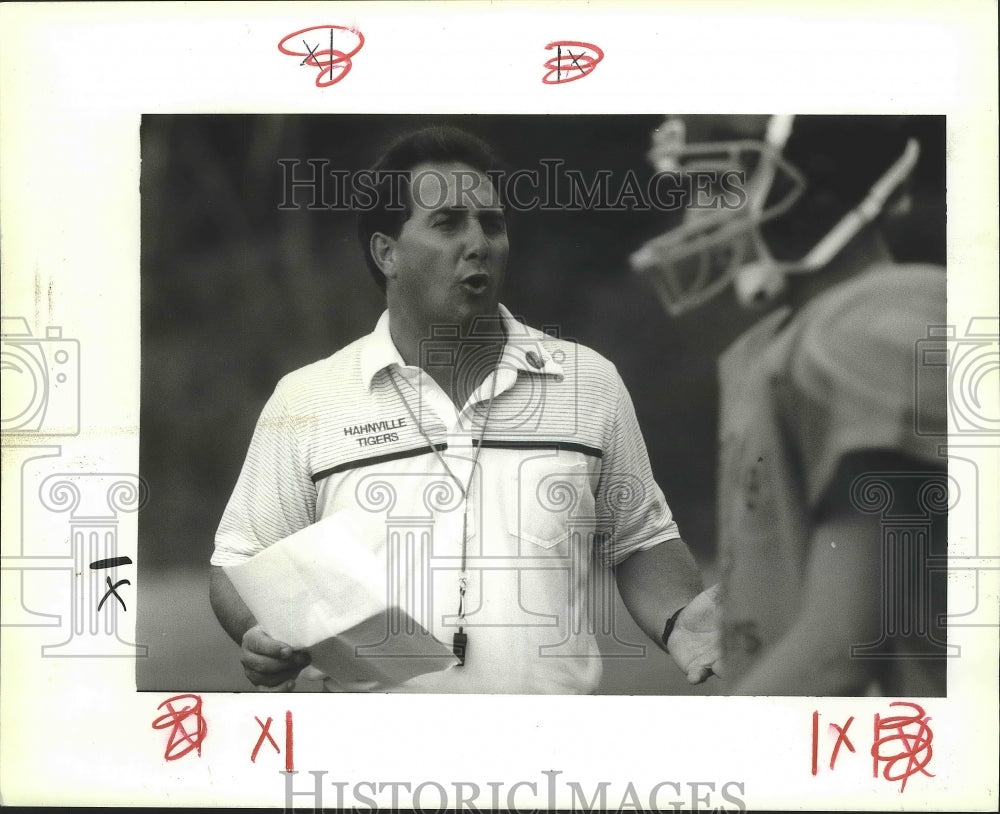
top-left (209, 126), bottom-right (720, 693)
top-left (632, 115), bottom-right (948, 695)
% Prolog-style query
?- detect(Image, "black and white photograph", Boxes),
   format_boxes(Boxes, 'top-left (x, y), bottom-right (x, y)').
top-left (138, 113), bottom-right (949, 697)
top-left (2, 3), bottom-right (996, 810)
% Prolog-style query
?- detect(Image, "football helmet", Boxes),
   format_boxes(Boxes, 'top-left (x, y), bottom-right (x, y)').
top-left (630, 115), bottom-right (920, 316)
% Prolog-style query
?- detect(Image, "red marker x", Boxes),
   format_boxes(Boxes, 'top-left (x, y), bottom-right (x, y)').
top-left (251, 716), bottom-right (279, 763)
top-left (812, 711), bottom-right (856, 774)
top-left (250, 711), bottom-right (294, 770)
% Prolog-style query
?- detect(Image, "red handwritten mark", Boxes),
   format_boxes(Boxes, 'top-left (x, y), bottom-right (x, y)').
top-left (811, 712), bottom-right (856, 773)
top-left (811, 711), bottom-right (819, 775)
top-left (542, 41), bottom-right (604, 84)
top-left (251, 716), bottom-right (279, 763)
top-left (872, 702), bottom-right (934, 792)
top-left (151, 694), bottom-right (207, 761)
top-left (829, 716), bottom-right (857, 769)
top-left (278, 25), bottom-right (365, 87)
top-left (250, 711), bottom-right (293, 770)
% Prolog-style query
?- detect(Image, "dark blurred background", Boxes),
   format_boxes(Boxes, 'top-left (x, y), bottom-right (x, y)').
top-left (137, 114), bottom-right (945, 693)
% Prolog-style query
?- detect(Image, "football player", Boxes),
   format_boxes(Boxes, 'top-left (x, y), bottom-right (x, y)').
top-left (631, 114), bottom-right (949, 695)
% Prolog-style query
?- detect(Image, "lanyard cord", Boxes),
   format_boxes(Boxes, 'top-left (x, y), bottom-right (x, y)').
top-left (388, 360), bottom-right (500, 625)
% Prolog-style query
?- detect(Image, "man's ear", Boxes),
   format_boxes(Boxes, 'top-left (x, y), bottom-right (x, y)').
top-left (370, 232), bottom-right (396, 282)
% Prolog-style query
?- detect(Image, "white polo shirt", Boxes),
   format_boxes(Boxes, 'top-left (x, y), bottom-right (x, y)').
top-left (212, 304), bottom-right (680, 693)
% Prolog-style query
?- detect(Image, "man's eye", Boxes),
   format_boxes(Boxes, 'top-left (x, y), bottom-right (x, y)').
top-left (481, 215), bottom-right (506, 234)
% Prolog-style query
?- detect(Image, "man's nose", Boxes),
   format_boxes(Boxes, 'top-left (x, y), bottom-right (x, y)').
top-left (463, 218), bottom-right (490, 259)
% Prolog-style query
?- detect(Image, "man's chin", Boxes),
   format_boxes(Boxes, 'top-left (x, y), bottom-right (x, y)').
top-left (449, 299), bottom-right (504, 337)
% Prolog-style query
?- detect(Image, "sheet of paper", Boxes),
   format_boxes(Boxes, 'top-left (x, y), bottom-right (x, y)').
top-left (223, 513), bottom-right (458, 685)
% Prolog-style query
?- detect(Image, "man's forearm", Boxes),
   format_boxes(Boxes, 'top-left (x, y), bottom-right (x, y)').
top-left (209, 565), bottom-right (258, 645)
top-left (614, 538), bottom-right (704, 650)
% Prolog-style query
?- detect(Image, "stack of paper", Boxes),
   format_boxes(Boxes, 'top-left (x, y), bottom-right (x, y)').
top-left (223, 511), bottom-right (458, 686)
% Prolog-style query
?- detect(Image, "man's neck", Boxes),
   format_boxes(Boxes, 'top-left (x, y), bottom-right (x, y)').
top-left (389, 310), bottom-right (506, 410)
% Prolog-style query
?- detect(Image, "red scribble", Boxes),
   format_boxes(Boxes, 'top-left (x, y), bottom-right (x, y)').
top-left (285, 710), bottom-right (294, 772)
top-left (251, 715), bottom-right (279, 763)
top-left (151, 694), bottom-right (207, 761)
top-left (872, 702), bottom-right (934, 792)
top-left (278, 25), bottom-right (365, 87)
top-left (542, 41), bottom-right (604, 84)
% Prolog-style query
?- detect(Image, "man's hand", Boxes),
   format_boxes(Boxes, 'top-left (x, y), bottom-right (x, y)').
top-left (241, 624), bottom-right (311, 692)
top-left (667, 584), bottom-right (723, 684)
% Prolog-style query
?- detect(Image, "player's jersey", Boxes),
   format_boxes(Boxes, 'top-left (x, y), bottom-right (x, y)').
top-left (717, 264), bottom-right (948, 695)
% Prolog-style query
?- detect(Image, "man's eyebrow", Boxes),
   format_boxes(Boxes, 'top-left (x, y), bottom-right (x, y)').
top-left (429, 204), bottom-right (505, 215)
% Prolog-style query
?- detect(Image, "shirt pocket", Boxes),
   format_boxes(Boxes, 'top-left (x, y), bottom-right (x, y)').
top-left (506, 456), bottom-right (597, 551)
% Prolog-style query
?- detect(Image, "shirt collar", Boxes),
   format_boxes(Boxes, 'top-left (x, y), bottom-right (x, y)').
top-left (496, 304), bottom-right (564, 380)
top-left (359, 310), bottom-right (407, 388)
top-left (359, 304), bottom-right (564, 390)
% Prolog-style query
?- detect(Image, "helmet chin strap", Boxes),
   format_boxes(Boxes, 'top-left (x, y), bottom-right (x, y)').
top-left (732, 136), bottom-right (921, 309)
top-left (798, 138), bottom-right (920, 271)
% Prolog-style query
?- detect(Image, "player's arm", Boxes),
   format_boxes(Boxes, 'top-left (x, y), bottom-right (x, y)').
top-left (615, 539), bottom-right (721, 683)
top-left (728, 452), bottom-right (889, 695)
top-left (210, 565), bottom-right (311, 691)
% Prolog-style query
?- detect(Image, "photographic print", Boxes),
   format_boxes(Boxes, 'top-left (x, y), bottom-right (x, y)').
top-left (1, 2), bottom-right (996, 810)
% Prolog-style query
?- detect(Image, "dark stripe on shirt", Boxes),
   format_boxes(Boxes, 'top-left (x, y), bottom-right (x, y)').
top-left (473, 439), bottom-right (603, 459)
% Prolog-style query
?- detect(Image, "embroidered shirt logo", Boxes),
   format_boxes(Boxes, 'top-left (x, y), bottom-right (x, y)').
top-left (343, 417), bottom-right (406, 447)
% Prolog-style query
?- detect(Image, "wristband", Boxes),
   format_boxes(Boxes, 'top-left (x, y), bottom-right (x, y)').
top-left (661, 605), bottom-right (685, 652)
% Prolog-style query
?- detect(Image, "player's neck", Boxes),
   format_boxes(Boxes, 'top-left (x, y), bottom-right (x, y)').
top-left (785, 228), bottom-right (894, 312)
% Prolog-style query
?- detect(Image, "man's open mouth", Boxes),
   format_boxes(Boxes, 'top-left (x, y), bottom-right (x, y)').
top-left (460, 273), bottom-right (490, 293)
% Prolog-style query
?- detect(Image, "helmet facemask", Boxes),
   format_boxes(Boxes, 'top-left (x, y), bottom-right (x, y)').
top-left (631, 115), bottom-right (919, 317)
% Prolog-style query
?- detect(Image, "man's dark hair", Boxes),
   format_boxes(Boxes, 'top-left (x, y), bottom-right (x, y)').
top-left (357, 126), bottom-right (506, 292)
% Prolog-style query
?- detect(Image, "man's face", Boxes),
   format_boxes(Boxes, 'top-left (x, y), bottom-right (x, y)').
top-left (384, 161), bottom-right (508, 333)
